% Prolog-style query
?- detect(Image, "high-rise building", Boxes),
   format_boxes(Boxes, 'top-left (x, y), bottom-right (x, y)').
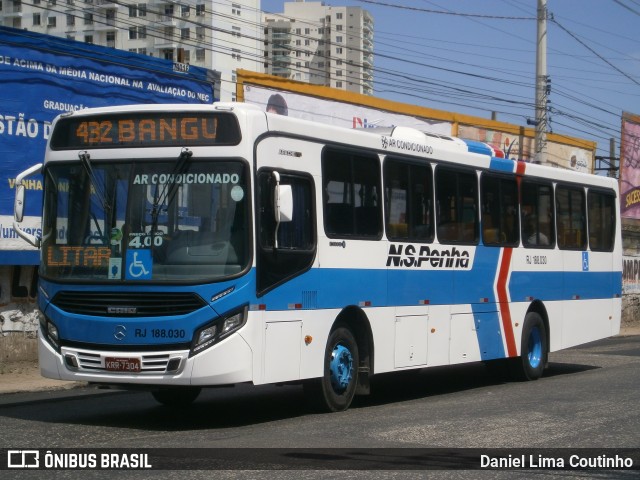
top-left (0, 0), bottom-right (263, 100)
top-left (263, 1), bottom-right (373, 95)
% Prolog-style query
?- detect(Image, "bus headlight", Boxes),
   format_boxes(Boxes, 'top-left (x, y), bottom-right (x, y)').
top-left (40, 317), bottom-right (60, 352)
top-left (190, 305), bottom-right (247, 357)
top-left (222, 311), bottom-right (243, 336)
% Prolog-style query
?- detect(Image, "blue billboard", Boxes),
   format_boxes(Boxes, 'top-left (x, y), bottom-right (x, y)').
top-left (0, 26), bottom-right (217, 264)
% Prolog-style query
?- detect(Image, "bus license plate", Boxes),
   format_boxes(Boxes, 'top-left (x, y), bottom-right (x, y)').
top-left (105, 357), bottom-right (141, 373)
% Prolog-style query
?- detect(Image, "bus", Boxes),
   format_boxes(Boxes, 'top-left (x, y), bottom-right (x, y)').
top-left (13, 103), bottom-right (622, 412)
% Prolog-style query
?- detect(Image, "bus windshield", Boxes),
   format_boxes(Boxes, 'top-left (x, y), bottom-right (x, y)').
top-left (41, 158), bottom-right (249, 282)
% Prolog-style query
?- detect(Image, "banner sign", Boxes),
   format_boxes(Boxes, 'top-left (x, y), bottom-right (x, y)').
top-left (0, 26), bottom-right (217, 264)
top-left (623, 255), bottom-right (640, 294)
top-left (620, 112), bottom-right (640, 220)
top-left (243, 84), bottom-right (452, 135)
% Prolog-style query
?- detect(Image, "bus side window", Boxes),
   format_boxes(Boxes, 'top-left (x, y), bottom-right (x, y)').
top-left (521, 180), bottom-right (555, 248)
top-left (435, 166), bottom-right (478, 244)
top-left (384, 158), bottom-right (434, 242)
top-left (556, 185), bottom-right (586, 250)
top-left (256, 170), bottom-right (316, 295)
top-left (322, 148), bottom-right (382, 239)
top-left (480, 173), bottom-right (519, 246)
top-left (588, 189), bottom-right (616, 252)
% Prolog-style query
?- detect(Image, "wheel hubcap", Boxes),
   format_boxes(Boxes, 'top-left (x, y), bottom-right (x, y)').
top-left (528, 326), bottom-right (543, 369)
top-left (329, 343), bottom-right (353, 393)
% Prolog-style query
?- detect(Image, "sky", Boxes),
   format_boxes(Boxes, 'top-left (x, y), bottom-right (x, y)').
top-left (260, 0), bottom-right (640, 165)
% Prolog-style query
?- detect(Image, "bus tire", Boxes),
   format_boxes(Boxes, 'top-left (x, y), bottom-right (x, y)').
top-left (151, 387), bottom-right (201, 407)
top-left (304, 326), bottom-right (359, 412)
top-left (510, 312), bottom-right (547, 381)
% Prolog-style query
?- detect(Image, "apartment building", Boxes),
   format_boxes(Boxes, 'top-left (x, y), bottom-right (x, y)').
top-left (0, 0), bottom-right (263, 100)
top-left (263, 1), bottom-right (373, 95)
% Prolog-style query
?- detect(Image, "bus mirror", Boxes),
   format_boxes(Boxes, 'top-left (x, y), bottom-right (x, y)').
top-left (275, 184), bottom-right (293, 223)
top-left (272, 171), bottom-right (293, 249)
top-left (13, 163), bottom-right (43, 247)
top-left (14, 184), bottom-right (25, 223)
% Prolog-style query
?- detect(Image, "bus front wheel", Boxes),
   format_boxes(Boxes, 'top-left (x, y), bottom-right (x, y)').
top-left (151, 387), bottom-right (201, 407)
top-left (510, 312), bottom-right (547, 381)
top-left (304, 326), bottom-right (359, 412)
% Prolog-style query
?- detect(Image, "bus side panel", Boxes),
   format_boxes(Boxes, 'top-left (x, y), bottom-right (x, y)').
top-left (561, 249), bottom-right (619, 349)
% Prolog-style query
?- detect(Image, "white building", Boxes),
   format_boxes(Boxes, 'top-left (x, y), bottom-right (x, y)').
top-left (0, 0), bottom-right (263, 101)
top-left (263, 1), bottom-right (373, 95)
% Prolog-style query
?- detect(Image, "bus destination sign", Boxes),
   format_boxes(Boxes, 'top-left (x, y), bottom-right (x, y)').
top-left (50, 112), bottom-right (241, 149)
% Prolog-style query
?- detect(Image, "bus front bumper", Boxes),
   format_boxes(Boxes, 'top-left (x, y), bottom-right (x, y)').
top-left (38, 332), bottom-right (253, 387)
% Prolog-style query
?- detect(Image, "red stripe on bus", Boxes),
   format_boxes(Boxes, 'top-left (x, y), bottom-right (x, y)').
top-left (497, 248), bottom-right (518, 357)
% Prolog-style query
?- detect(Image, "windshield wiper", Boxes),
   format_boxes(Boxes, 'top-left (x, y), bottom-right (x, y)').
top-left (78, 151), bottom-right (109, 212)
top-left (150, 147), bottom-right (193, 229)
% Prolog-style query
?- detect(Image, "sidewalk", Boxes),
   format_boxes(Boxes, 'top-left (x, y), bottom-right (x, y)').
top-left (1, 327), bottom-right (639, 396)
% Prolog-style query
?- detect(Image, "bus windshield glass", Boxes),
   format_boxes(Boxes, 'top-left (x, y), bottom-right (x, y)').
top-left (40, 159), bottom-right (249, 282)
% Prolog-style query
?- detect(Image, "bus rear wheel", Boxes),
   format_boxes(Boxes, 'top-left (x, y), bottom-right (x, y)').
top-left (151, 387), bottom-right (201, 407)
top-left (304, 326), bottom-right (359, 412)
top-left (510, 312), bottom-right (547, 381)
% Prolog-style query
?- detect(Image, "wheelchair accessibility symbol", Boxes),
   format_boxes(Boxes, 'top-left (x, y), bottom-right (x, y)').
top-left (126, 250), bottom-right (152, 280)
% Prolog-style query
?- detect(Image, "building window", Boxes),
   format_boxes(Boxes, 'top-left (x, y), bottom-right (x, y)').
top-left (181, 28), bottom-right (190, 40)
top-left (196, 26), bottom-right (205, 40)
top-left (336, 12), bottom-right (343, 19)
top-left (181, 5), bottom-right (189, 17)
top-left (196, 48), bottom-right (205, 61)
top-left (84, 35), bottom-right (93, 44)
top-left (336, 36), bottom-right (343, 43)
top-left (129, 26), bottom-right (145, 40)
top-left (66, 14), bottom-right (74, 26)
top-left (47, 16), bottom-right (57, 27)
top-left (106, 31), bottom-right (116, 47)
top-left (336, 47), bottom-right (342, 54)
top-left (33, 13), bottom-right (41, 25)
top-left (84, 13), bottom-right (93, 25)
top-left (195, 4), bottom-right (204, 16)
top-left (129, 4), bottom-right (146, 17)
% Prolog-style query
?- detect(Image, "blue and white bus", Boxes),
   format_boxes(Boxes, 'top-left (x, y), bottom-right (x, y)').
top-left (13, 103), bottom-right (622, 411)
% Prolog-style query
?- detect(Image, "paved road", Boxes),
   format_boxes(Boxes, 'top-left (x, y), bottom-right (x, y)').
top-left (1, 335), bottom-right (639, 479)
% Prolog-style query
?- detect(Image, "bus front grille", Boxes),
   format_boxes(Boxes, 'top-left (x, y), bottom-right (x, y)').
top-left (51, 291), bottom-right (207, 317)
top-left (62, 347), bottom-right (187, 375)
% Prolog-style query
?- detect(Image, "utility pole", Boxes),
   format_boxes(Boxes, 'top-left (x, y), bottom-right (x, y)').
top-left (534, 0), bottom-right (548, 164)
